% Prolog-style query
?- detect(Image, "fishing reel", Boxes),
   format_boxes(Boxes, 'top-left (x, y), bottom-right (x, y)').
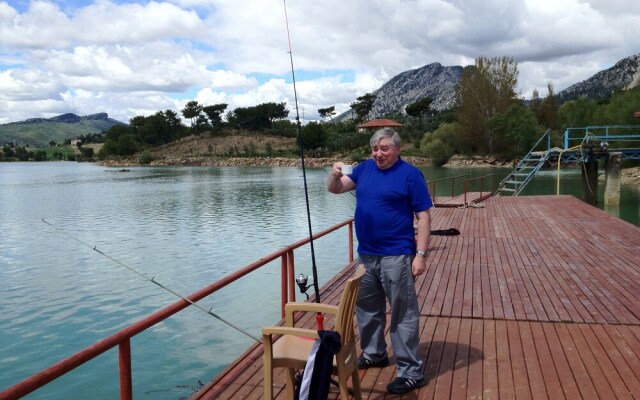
top-left (296, 273), bottom-right (313, 300)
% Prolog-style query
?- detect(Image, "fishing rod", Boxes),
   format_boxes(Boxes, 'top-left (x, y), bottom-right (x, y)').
top-left (41, 218), bottom-right (262, 343)
top-left (283, 1), bottom-right (322, 308)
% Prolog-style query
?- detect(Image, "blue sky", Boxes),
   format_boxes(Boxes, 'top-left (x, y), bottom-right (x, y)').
top-left (1, 0), bottom-right (639, 124)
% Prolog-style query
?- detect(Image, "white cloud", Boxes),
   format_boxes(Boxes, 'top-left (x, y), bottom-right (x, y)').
top-left (0, 0), bottom-right (639, 124)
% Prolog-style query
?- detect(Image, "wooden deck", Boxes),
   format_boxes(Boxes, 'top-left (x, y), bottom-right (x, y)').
top-left (193, 195), bottom-right (640, 399)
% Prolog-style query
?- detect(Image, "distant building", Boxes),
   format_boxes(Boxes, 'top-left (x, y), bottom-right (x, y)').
top-left (356, 119), bottom-right (404, 133)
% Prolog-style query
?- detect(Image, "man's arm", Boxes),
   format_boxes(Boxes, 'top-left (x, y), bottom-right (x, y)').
top-left (327, 162), bottom-right (356, 194)
top-left (412, 209), bottom-right (431, 276)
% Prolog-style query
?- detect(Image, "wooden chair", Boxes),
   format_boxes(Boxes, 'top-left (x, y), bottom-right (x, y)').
top-left (262, 264), bottom-right (365, 400)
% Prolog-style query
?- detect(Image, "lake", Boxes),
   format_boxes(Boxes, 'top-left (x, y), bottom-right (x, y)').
top-left (0, 161), bottom-right (637, 399)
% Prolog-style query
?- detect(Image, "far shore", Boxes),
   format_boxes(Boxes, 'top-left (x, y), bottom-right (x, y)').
top-left (96, 154), bottom-right (513, 169)
top-left (98, 154), bottom-right (640, 186)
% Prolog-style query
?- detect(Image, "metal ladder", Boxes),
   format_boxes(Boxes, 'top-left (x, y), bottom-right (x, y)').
top-left (496, 129), bottom-right (552, 196)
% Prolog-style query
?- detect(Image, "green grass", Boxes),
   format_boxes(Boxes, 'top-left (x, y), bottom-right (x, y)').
top-left (33, 146), bottom-right (78, 160)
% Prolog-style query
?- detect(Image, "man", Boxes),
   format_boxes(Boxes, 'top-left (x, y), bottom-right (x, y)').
top-left (327, 127), bottom-right (432, 395)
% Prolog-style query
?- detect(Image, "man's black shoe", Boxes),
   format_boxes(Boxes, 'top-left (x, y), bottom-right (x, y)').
top-left (357, 354), bottom-right (389, 369)
top-left (387, 376), bottom-right (426, 394)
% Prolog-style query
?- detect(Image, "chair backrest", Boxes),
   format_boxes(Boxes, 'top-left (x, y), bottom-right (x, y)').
top-left (334, 264), bottom-right (365, 345)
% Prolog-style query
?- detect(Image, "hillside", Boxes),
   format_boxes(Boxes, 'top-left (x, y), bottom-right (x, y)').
top-left (5, 53), bottom-right (640, 147)
top-left (336, 62), bottom-right (463, 121)
top-left (336, 53), bottom-right (640, 121)
top-left (148, 132), bottom-right (298, 160)
top-left (0, 112), bottom-right (125, 147)
top-left (556, 53), bottom-right (640, 103)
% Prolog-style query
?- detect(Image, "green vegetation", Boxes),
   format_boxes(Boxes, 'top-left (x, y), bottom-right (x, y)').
top-left (3, 57), bottom-right (640, 165)
top-left (0, 117), bottom-right (122, 147)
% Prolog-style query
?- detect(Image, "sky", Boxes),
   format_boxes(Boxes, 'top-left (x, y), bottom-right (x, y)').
top-left (1, 0), bottom-right (639, 125)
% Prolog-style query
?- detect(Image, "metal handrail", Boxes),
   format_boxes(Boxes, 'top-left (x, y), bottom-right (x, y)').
top-left (498, 129), bottom-right (551, 188)
top-left (1, 218), bottom-right (354, 400)
top-left (428, 174), bottom-right (469, 203)
top-left (564, 125), bottom-right (640, 148)
top-left (464, 174), bottom-right (495, 203)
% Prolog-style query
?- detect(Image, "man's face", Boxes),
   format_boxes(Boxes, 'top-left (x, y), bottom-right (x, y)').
top-left (371, 137), bottom-right (400, 170)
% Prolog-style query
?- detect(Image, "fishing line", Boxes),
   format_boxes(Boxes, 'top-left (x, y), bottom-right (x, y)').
top-left (283, 0), bottom-right (321, 303)
top-left (41, 218), bottom-right (262, 343)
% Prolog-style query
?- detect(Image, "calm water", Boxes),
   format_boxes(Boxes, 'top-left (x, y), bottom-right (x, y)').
top-left (0, 161), bottom-right (637, 399)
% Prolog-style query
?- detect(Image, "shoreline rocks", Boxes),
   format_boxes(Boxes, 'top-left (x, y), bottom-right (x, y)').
top-left (97, 155), bottom-right (639, 185)
top-left (98, 155), bottom-right (434, 168)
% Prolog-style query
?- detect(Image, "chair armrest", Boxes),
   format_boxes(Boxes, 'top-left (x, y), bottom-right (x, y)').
top-left (285, 302), bottom-right (339, 316)
top-left (262, 326), bottom-right (319, 339)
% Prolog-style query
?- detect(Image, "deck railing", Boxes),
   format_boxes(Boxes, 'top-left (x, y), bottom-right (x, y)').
top-left (428, 174), bottom-right (495, 206)
top-left (1, 218), bottom-right (354, 400)
top-left (464, 173), bottom-right (495, 202)
top-left (428, 174), bottom-right (469, 201)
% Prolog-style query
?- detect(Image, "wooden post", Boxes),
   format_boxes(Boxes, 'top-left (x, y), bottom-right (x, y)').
top-left (581, 160), bottom-right (599, 205)
top-left (604, 152), bottom-right (622, 209)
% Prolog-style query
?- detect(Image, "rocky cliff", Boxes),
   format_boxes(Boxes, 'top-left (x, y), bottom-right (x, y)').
top-left (338, 53), bottom-right (640, 121)
top-left (555, 53), bottom-right (640, 103)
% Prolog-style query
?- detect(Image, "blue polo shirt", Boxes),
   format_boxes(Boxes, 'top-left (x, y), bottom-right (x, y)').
top-left (348, 158), bottom-right (432, 256)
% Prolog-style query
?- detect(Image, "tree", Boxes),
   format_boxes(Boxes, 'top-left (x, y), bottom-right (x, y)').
top-left (596, 86), bottom-right (640, 124)
top-left (557, 97), bottom-right (598, 128)
top-left (33, 150), bottom-right (47, 161)
top-left (227, 102), bottom-right (289, 130)
top-left (538, 83), bottom-right (558, 129)
top-left (182, 100), bottom-right (203, 131)
top-left (350, 93), bottom-right (376, 124)
top-left (530, 88), bottom-right (541, 120)
top-left (423, 138), bottom-right (454, 166)
top-left (203, 104), bottom-right (228, 128)
top-left (80, 147), bottom-right (95, 160)
top-left (405, 97), bottom-right (433, 125)
top-left (300, 122), bottom-right (327, 156)
top-left (163, 109), bottom-right (183, 130)
top-left (487, 104), bottom-right (539, 155)
top-left (420, 122), bottom-right (460, 162)
top-left (456, 56), bottom-right (520, 154)
top-left (318, 106), bottom-right (336, 122)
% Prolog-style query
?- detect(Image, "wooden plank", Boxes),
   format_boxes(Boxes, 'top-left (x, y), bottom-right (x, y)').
top-left (496, 238), bottom-right (525, 319)
top-left (512, 239), bottom-right (550, 321)
top-left (422, 317), bottom-right (449, 400)
top-left (518, 321), bottom-right (548, 400)
top-left (529, 322), bottom-right (565, 399)
top-left (540, 323), bottom-right (582, 399)
top-left (506, 320), bottom-right (531, 400)
top-left (472, 238), bottom-right (485, 319)
top-left (433, 317), bottom-right (459, 400)
top-left (580, 324), bottom-right (635, 399)
top-left (416, 315), bottom-right (439, 397)
top-left (495, 320), bottom-right (517, 400)
top-left (450, 318), bottom-right (472, 399)
top-left (592, 324), bottom-right (640, 396)
top-left (483, 238), bottom-right (500, 320)
top-left (482, 320), bottom-right (499, 400)
top-left (567, 324), bottom-right (617, 399)
top-left (466, 318), bottom-right (484, 400)
top-left (443, 237), bottom-right (463, 316)
top-left (489, 238), bottom-right (510, 319)
top-left (461, 238), bottom-right (475, 318)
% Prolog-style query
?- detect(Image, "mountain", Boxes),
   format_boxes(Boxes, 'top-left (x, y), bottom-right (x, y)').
top-left (338, 53), bottom-right (640, 121)
top-left (555, 53), bottom-right (640, 103)
top-left (337, 62), bottom-right (464, 121)
top-left (0, 113), bottom-right (125, 147)
top-left (370, 62), bottom-right (464, 115)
